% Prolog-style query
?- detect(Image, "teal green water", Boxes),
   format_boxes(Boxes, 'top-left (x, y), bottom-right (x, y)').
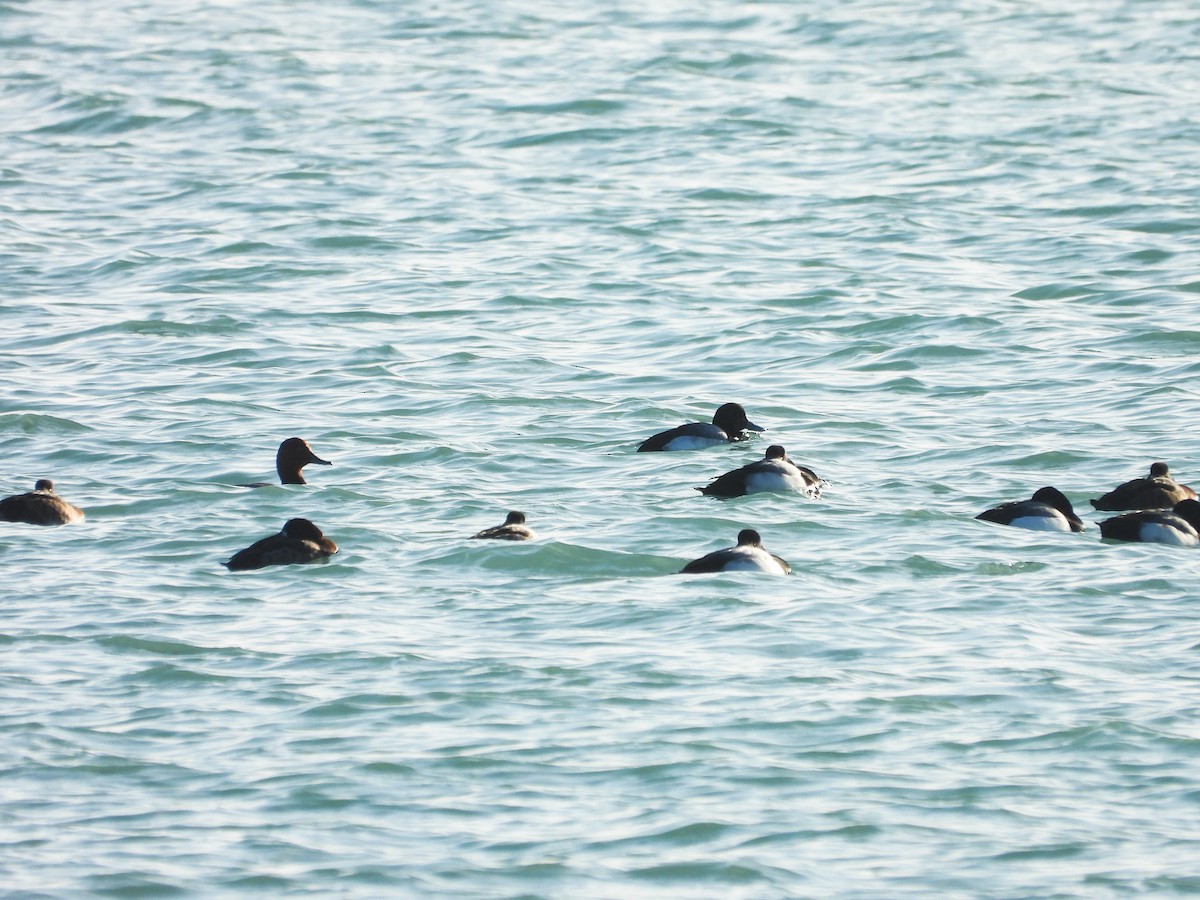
top-left (4, 0), bottom-right (1200, 896)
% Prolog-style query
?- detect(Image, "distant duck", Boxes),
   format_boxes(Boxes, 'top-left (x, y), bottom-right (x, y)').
top-left (637, 403), bottom-right (765, 452)
top-left (241, 437), bottom-right (332, 487)
top-left (697, 445), bottom-right (822, 498)
top-left (223, 518), bottom-right (338, 570)
top-left (1098, 499), bottom-right (1200, 547)
top-left (470, 511), bottom-right (535, 541)
top-left (975, 486), bottom-right (1084, 533)
top-left (0, 479), bottom-right (85, 526)
top-left (680, 528), bottom-right (791, 575)
top-left (1090, 462), bottom-right (1196, 511)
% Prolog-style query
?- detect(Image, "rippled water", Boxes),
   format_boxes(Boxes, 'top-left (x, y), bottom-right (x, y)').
top-left (4, 0), bottom-right (1200, 896)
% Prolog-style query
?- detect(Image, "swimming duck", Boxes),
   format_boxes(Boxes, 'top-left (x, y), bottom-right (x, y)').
top-left (680, 528), bottom-right (791, 575)
top-left (276, 437), bottom-right (332, 484)
top-left (0, 479), bottom-right (85, 526)
top-left (223, 518), bottom-right (338, 570)
top-left (470, 510), bottom-right (535, 541)
top-left (240, 437), bottom-right (332, 487)
top-left (1098, 499), bottom-right (1200, 546)
top-left (975, 486), bottom-right (1084, 533)
top-left (637, 403), bottom-right (764, 452)
top-left (1090, 462), bottom-right (1196, 511)
top-left (697, 445), bottom-right (822, 498)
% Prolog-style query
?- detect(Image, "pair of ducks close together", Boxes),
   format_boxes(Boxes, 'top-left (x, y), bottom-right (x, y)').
top-left (470, 516), bottom-right (789, 575)
top-left (976, 462), bottom-right (1200, 546)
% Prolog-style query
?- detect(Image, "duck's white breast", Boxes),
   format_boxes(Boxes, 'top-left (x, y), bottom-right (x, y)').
top-left (1138, 522), bottom-right (1199, 546)
top-left (1008, 512), bottom-right (1071, 533)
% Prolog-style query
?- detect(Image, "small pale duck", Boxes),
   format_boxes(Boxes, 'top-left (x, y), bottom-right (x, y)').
top-left (1090, 462), bottom-right (1197, 511)
top-left (470, 511), bottom-right (535, 541)
top-left (975, 486), bottom-right (1084, 533)
top-left (1098, 499), bottom-right (1200, 547)
top-left (224, 518), bottom-right (338, 570)
top-left (680, 528), bottom-right (791, 575)
top-left (637, 403), bottom-right (765, 452)
top-left (697, 445), bottom-right (822, 499)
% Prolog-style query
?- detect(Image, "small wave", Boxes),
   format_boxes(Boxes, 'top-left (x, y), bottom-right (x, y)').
top-left (114, 662), bottom-right (236, 686)
top-left (119, 317), bottom-right (246, 337)
top-left (32, 109), bottom-right (171, 136)
top-left (1013, 282), bottom-right (1106, 301)
top-left (681, 188), bottom-right (777, 203)
top-left (494, 98), bottom-right (627, 116)
top-left (442, 541), bottom-right (680, 578)
top-left (98, 635), bottom-right (216, 657)
top-left (631, 860), bottom-right (768, 885)
top-left (0, 412), bottom-right (91, 434)
top-left (497, 126), bottom-right (647, 149)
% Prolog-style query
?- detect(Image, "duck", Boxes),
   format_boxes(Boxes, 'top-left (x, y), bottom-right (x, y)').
top-left (470, 510), bottom-right (535, 541)
top-left (1090, 462), bottom-right (1196, 511)
top-left (240, 437), bottom-right (332, 487)
top-left (637, 403), bottom-right (764, 452)
top-left (680, 528), bottom-right (791, 575)
top-left (697, 445), bottom-right (822, 498)
top-left (223, 518), bottom-right (338, 570)
top-left (1098, 499), bottom-right (1200, 547)
top-left (0, 479), bottom-right (85, 526)
top-left (975, 486), bottom-right (1084, 533)
top-left (275, 437), bottom-right (332, 484)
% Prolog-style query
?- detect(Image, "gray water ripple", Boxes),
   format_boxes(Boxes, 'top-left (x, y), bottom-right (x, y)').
top-left (0, 413), bottom-right (92, 434)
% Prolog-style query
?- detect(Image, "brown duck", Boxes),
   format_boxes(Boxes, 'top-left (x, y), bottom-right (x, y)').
top-left (1090, 462), bottom-right (1197, 511)
top-left (470, 511), bottom-right (535, 541)
top-left (224, 518), bottom-right (338, 570)
top-left (0, 479), bottom-right (85, 526)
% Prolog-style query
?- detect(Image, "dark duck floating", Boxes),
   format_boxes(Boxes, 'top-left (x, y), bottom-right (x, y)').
top-left (241, 437), bottom-right (332, 487)
top-left (224, 518), bottom-right (338, 570)
top-left (470, 510), bottom-right (536, 541)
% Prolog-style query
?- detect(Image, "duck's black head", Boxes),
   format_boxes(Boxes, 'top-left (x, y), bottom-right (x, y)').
top-left (277, 437), bottom-right (333, 484)
top-left (1173, 499), bottom-right (1200, 529)
top-left (736, 529), bottom-right (763, 547)
top-left (282, 518), bottom-right (324, 541)
top-left (713, 403), bottom-right (764, 437)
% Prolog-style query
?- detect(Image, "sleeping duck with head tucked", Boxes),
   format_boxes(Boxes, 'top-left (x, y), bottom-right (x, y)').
top-left (680, 528), bottom-right (791, 576)
top-left (696, 445), bottom-right (822, 499)
top-left (470, 511), bottom-right (536, 541)
top-left (975, 486), bottom-right (1084, 533)
top-left (0, 479), bottom-right (85, 526)
top-left (224, 518), bottom-right (338, 570)
top-left (1091, 462), bottom-right (1196, 511)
